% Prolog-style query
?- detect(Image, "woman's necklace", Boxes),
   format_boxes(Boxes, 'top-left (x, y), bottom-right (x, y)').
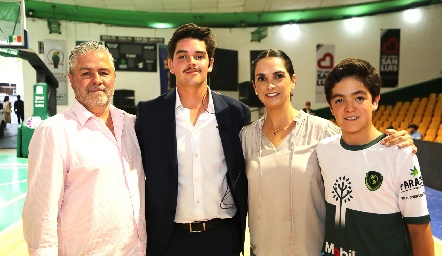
top-left (272, 120), bottom-right (295, 135)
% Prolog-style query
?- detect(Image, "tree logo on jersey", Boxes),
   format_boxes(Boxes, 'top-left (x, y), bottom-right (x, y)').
top-left (410, 166), bottom-right (419, 177)
top-left (333, 176), bottom-right (353, 228)
top-left (365, 171), bottom-right (383, 191)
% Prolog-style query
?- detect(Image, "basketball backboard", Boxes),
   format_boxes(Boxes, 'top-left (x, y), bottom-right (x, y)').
top-left (0, 0), bottom-right (28, 49)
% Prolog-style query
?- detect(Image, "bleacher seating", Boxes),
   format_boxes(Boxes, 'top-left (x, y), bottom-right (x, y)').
top-left (372, 92), bottom-right (442, 143)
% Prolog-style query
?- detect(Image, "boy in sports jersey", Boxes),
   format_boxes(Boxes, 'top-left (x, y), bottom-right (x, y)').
top-left (317, 58), bottom-right (434, 256)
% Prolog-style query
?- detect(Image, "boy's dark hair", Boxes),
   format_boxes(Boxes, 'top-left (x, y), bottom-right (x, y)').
top-left (408, 124), bottom-right (419, 130)
top-left (167, 23), bottom-right (216, 59)
top-left (250, 49), bottom-right (295, 83)
top-left (324, 58), bottom-right (381, 104)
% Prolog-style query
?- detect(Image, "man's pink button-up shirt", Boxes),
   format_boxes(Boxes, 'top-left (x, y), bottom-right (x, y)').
top-left (23, 100), bottom-right (146, 256)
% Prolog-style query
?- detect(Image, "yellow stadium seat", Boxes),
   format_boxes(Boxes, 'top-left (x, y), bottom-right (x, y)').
top-left (435, 135), bottom-right (442, 143)
top-left (378, 126), bottom-right (387, 133)
top-left (422, 116), bottom-right (432, 123)
top-left (412, 117), bottom-right (422, 124)
top-left (374, 121), bottom-right (383, 129)
top-left (400, 121), bottom-right (410, 128)
top-left (426, 129), bottom-right (437, 135)
top-left (418, 128), bottom-right (427, 137)
top-left (423, 134), bottom-right (435, 142)
top-left (394, 115), bottom-right (404, 123)
top-left (391, 121), bottom-right (400, 129)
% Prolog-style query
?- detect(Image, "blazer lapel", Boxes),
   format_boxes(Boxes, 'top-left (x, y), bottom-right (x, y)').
top-left (212, 92), bottom-right (234, 174)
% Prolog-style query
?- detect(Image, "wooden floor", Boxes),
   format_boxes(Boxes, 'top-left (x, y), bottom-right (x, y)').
top-left (437, 238), bottom-right (442, 256)
top-left (0, 222), bottom-right (27, 256)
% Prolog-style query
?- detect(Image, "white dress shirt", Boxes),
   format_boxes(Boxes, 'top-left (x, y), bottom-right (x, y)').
top-left (174, 88), bottom-right (236, 223)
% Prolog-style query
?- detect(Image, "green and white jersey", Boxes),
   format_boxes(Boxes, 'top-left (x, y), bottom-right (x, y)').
top-left (317, 134), bottom-right (430, 256)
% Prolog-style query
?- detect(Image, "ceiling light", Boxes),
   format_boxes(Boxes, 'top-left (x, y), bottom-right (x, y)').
top-left (344, 17), bottom-right (364, 33)
top-left (280, 23), bottom-right (300, 41)
top-left (403, 9), bottom-right (422, 23)
top-left (151, 23), bottom-right (174, 29)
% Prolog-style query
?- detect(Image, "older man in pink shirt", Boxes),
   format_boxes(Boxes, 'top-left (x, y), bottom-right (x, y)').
top-left (22, 41), bottom-right (146, 255)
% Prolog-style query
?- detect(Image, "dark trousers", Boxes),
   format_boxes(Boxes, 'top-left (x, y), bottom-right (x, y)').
top-left (161, 220), bottom-right (242, 256)
top-left (16, 112), bottom-right (24, 124)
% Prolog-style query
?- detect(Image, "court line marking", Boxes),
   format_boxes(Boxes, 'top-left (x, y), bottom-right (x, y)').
top-left (0, 219), bottom-right (22, 237)
top-left (0, 193), bottom-right (26, 210)
top-left (0, 179), bottom-right (27, 186)
top-left (0, 164), bottom-right (28, 167)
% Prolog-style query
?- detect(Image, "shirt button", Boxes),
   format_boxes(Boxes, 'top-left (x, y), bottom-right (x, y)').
top-left (195, 177), bottom-right (199, 181)
top-left (195, 154), bottom-right (198, 157)
top-left (196, 200), bottom-right (200, 204)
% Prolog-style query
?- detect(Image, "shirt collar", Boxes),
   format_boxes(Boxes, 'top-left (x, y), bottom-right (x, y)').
top-left (175, 87), bottom-right (215, 112)
top-left (72, 99), bottom-right (118, 126)
top-left (207, 89), bottom-right (215, 112)
top-left (175, 89), bottom-right (182, 110)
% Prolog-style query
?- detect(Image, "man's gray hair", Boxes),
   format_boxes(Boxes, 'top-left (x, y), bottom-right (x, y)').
top-left (68, 41), bottom-right (115, 74)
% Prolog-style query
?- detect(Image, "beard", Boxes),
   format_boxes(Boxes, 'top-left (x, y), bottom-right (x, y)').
top-left (73, 84), bottom-right (114, 108)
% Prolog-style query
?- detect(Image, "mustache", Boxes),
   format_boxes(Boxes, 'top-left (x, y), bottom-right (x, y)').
top-left (183, 67), bottom-right (200, 73)
top-left (87, 85), bottom-right (107, 92)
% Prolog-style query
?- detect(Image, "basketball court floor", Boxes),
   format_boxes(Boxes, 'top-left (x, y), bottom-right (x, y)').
top-left (0, 146), bottom-right (441, 255)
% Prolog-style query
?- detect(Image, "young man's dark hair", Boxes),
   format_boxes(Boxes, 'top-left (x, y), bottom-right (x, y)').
top-left (167, 23), bottom-right (216, 59)
top-left (324, 58), bottom-right (381, 104)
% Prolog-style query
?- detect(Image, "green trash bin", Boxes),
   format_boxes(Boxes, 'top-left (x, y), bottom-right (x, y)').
top-left (17, 83), bottom-right (51, 158)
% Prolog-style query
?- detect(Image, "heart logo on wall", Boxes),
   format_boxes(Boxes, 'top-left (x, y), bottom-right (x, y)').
top-left (317, 52), bottom-right (334, 69)
top-left (381, 37), bottom-right (399, 54)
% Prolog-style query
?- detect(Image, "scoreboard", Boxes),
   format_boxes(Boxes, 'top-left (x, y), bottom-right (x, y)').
top-left (100, 35), bottom-right (164, 72)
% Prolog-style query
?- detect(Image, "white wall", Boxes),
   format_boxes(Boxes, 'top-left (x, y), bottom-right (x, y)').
top-left (21, 4), bottom-right (442, 119)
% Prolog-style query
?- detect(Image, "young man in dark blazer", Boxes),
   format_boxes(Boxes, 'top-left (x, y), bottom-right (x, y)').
top-left (135, 23), bottom-right (251, 256)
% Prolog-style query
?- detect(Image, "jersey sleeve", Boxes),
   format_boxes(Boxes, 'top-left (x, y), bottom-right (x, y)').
top-left (396, 151), bottom-right (431, 224)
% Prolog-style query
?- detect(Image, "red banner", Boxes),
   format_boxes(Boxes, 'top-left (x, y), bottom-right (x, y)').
top-left (316, 44), bottom-right (335, 103)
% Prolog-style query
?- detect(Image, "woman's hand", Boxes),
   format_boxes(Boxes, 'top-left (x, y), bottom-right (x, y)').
top-left (381, 128), bottom-right (417, 154)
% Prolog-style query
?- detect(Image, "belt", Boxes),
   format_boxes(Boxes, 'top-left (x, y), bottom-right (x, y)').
top-left (175, 218), bottom-right (233, 232)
